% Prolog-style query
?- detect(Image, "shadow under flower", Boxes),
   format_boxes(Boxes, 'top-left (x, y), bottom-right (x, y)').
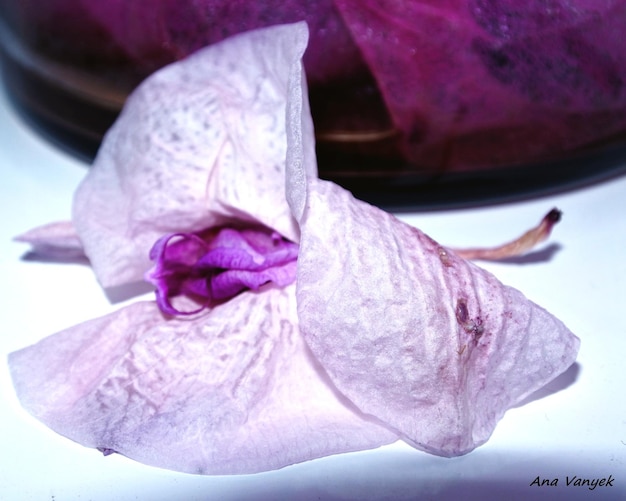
top-left (494, 243), bottom-right (563, 265)
top-left (21, 249), bottom-right (90, 266)
top-left (105, 281), bottom-right (156, 304)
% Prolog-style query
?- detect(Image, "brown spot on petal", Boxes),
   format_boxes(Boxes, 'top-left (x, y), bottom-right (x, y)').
top-left (456, 298), bottom-right (485, 342)
top-left (456, 298), bottom-right (469, 324)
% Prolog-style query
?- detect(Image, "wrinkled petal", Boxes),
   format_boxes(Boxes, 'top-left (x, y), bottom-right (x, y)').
top-left (72, 22), bottom-right (311, 288)
top-left (284, 59), bottom-right (580, 457)
top-left (145, 226), bottom-right (299, 315)
top-left (9, 285), bottom-right (396, 474)
top-left (289, 177), bottom-right (580, 457)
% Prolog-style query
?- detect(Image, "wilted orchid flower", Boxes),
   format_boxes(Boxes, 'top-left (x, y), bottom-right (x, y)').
top-left (10, 22), bottom-right (579, 475)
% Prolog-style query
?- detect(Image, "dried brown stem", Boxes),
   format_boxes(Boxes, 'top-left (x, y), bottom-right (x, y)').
top-left (451, 208), bottom-right (562, 261)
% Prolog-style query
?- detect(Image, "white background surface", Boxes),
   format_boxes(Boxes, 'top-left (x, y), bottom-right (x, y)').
top-left (1, 71), bottom-right (625, 500)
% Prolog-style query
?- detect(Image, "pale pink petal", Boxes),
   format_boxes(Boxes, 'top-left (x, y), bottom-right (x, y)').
top-left (14, 221), bottom-right (86, 259)
top-left (73, 22), bottom-right (311, 288)
top-left (292, 179), bottom-right (580, 456)
top-left (284, 34), bottom-right (317, 223)
top-left (284, 59), bottom-right (580, 454)
top-left (9, 284), bottom-right (396, 474)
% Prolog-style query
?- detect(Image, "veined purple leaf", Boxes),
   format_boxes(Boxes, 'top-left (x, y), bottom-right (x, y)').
top-left (10, 1), bottom-right (626, 171)
top-left (154, 0), bottom-right (365, 85)
top-left (334, 0), bottom-right (626, 169)
top-left (35, 0), bottom-right (365, 83)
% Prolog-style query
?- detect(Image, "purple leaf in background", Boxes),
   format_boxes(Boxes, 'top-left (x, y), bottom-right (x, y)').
top-left (9, 0), bottom-right (626, 169)
top-left (334, 0), bottom-right (626, 169)
top-left (77, 0), bottom-right (367, 85)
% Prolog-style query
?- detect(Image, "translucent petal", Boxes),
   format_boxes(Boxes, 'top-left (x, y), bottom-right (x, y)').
top-left (9, 285), bottom-right (396, 474)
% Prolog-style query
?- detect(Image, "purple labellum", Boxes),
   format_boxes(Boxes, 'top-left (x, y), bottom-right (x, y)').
top-left (145, 226), bottom-right (299, 315)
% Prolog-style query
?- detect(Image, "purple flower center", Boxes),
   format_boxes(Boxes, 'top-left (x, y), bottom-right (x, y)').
top-left (145, 226), bottom-right (299, 315)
